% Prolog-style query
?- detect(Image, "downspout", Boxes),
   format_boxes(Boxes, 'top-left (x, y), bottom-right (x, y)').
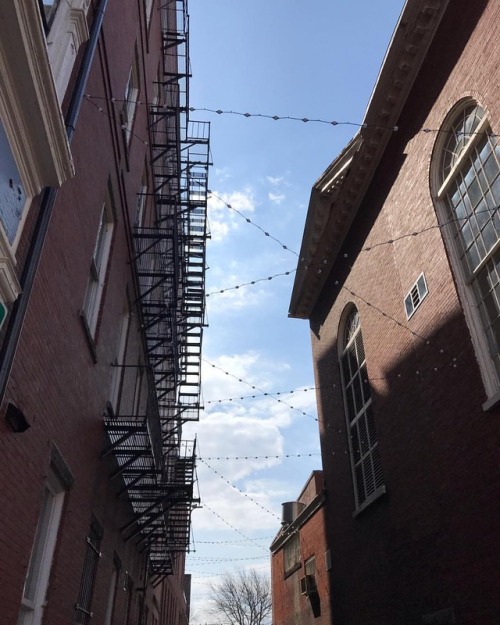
top-left (0, 0), bottom-right (109, 401)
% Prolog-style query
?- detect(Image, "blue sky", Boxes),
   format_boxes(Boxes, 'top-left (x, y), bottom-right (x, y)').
top-left (183, 1), bottom-right (406, 622)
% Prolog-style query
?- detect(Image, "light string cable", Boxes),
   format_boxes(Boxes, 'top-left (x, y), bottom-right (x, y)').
top-left (85, 95), bottom-right (500, 137)
top-left (206, 269), bottom-right (296, 297)
top-left (201, 503), bottom-right (270, 553)
top-left (203, 359), bottom-right (319, 422)
top-left (205, 385), bottom-right (321, 405)
top-left (199, 457), bottom-right (281, 522)
top-left (195, 537), bottom-right (274, 545)
top-left (83, 92), bottom-right (499, 281)
top-left (206, 204), bottom-right (499, 297)
top-left (199, 452), bottom-right (321, 461)
top-left (207, 189), bottom-right (299, 257)
top-left (189, 555), bottom-right (270, 564)
top-left (188, 106), bottom-right (500, 138)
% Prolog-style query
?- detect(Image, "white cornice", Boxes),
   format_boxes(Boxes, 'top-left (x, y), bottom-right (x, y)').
top-left (289, 0), bottom-right (450, 319)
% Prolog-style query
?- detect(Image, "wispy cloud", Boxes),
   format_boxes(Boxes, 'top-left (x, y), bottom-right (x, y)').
top-left (266, 175), bottom-right (284, 186)
top-left (208, 187), bottom-right (256, 241)
top-left (268, 191), bottom-right (285, 204)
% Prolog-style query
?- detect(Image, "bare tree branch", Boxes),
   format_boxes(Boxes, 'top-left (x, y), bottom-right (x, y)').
top-left (208, 570), bottom-right (272, 625)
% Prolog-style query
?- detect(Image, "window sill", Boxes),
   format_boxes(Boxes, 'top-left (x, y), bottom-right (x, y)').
top-left (284, 562), bottom-right (301, 579)
top-left (482, 389), bottom-right (500, 412)
top-left (352, 485), bottom-right (386, 518)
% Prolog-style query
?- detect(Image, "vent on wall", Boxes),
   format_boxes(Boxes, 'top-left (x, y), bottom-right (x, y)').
top-left (404, 273), bottom-right (428, 319)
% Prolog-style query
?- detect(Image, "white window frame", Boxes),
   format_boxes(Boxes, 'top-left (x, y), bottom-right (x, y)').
top-left (0, 0), bottom-right (74, 303)
top-left (82, 194), bottom-right (114, 337)
top-left (145, 0), bottom-right (154, 26)
top-left (123, 48), bottom-right (140, 145)
top-left (283, 532), bottom-right (300, 575)
top-left (431, 100), bottom-right (500, 405)
top-left (45, 0), bottom-right (90, 102)
top-left (103, 561), bottom-right (119, 625)
top-left (18, 471), bottom-right (66, 625)
top-left (109, 309), bottom-right (131, 414)
top-left (404, 273), bottom-right (429, 319)
top-left (339, 307), bottom-right (385, 514)
top-left (135, 163), bottom-right (149, 228)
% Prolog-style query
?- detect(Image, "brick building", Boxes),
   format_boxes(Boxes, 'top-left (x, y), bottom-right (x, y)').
top-left (0, 1), bottom-right (209, 624)
top-left (289, 0), bottom-right (500, 623)
top-left (270, 472), bottom-right (331, 625)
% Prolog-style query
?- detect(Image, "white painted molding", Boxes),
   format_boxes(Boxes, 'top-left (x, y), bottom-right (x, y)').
top-left (0, 0), bottom-right (74, 198)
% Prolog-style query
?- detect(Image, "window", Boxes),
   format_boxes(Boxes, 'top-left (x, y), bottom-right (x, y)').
top-left (135, 165), bottom-right (149, 228)
top-left (123, 48), bottom-right (140, 145)
top-left (82, 192), bottom-right (114, 337)
top-left (145, 0), bottom-right (154, 26)
top-left (109, 307), bottom-right (131, 414)
top-left (18, 471), bottom-right (66, 625)
top-left (283, 532), bottom-right (300, 575)
top-left (75, 517), bottom-right (103, 624)
top-left (340, 307), bottom-right (384, 511)
top-left (433, 101), bottom-right (500, 399)
top-left (38, 0), bottom-right (61, 31)
top-left (404, 273), bottom-right (428, 319)
top-left (103, 557), bottom-right (120, 625)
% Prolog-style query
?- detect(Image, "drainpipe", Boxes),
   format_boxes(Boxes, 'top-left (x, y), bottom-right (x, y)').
top-left (0, 0), bottom-right (109, 401)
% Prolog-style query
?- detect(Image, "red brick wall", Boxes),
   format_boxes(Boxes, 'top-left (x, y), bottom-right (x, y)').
top-left (309, 1), bottom-right (500, 623)
top-left (0, 0), bottom-right (187, 623)
top-left (272, 503), bottom-right (332, 625)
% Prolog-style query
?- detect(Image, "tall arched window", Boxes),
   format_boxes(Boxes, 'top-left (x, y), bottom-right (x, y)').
top-left (433, 101), bottom-right (500, 400)
top-left (340, 307), bottom-right (384, 511)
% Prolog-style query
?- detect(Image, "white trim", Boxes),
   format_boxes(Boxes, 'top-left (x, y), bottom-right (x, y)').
top-left (431, 99), bottom-right (500, 399)
top-left (82, 196), bottom-right (114, 337)
top-left (46, 1), bottom-right (90, 102)
top-left (0, 0), bottom-right (74, 195)
top-left (18, 472), bottom-right (65, 625)
top-left (109, 311), bottom-right (131, 413)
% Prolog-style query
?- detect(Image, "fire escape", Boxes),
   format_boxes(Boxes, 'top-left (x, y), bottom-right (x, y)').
top-left (103, 0), bottom-right (210, 585)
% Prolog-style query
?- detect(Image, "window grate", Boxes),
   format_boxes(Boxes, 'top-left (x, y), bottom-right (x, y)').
top-left (404, 273), bottom-right (428, 319)
top-left (75, 517), bottom-right (103, 624)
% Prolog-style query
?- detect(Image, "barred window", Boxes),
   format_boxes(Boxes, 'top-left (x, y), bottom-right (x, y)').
top-left (75, 517), bottom-right (103, 624)
top-left (340, 307), bottom-right (384, 511)
top-left (283, 533), bottom-right (300, 575)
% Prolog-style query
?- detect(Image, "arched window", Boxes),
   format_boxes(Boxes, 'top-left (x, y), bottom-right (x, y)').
top-left (433, 101), bottom-right (500, 400)
top-left (339, 307), bottom-right (384, 511)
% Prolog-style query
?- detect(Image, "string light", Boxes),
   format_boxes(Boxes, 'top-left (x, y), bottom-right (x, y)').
top-left (202, 504), bottom-right (270, 552)
top-left (208, 190), bottom-right (298, 256)
top-left (206, 269), bottom-right (295, 297)
top-left (189, 555), bottom-right (269, 563)
top-left (203, 359), bottom-right (319, 422)
top-left (199, 458), bottom-right (281, 521)
top-left (199, 453), bottom-right (320, 460)
top-left (205, 385), bottom-right (321, 404)
top-left (194, 538), bottom-right (273, 544)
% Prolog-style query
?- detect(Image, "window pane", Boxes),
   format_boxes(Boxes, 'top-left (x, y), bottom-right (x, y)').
top-left (340, 308), bottom-right (383, 509)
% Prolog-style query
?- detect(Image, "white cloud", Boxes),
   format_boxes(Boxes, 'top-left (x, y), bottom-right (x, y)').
top-left (208, 187), bottom-right (256, 242)
top-left (266, 175), bottom-right (284, 186)
top-left (268, 191), bottom-right (285, 204)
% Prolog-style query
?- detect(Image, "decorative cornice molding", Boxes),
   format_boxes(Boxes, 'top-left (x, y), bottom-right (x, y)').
top-left (289, 0), bottom-right (449, 319)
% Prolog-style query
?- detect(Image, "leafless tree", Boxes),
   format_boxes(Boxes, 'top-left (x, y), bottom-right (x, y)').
top-left (208, 570), bottom-right (272, 625)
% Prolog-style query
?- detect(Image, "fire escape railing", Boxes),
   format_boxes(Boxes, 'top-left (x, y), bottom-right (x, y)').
top-left (102, 0), bottom-right (210, 584)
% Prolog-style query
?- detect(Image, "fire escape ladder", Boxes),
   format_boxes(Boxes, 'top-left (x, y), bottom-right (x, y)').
top-left (102, 0), bottom-right (209, 581)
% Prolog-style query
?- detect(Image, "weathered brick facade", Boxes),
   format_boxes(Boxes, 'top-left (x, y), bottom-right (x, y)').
top-left (0, 1), bottom-right (206, 623)
top-left (271, 472), bottom-right (332, 625)
top-left (290, 1), bottom-right (500, 623)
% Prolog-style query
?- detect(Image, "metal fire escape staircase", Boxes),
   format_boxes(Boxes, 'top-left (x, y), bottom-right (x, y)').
top-left (102, 0), bottom-right (210, 584)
